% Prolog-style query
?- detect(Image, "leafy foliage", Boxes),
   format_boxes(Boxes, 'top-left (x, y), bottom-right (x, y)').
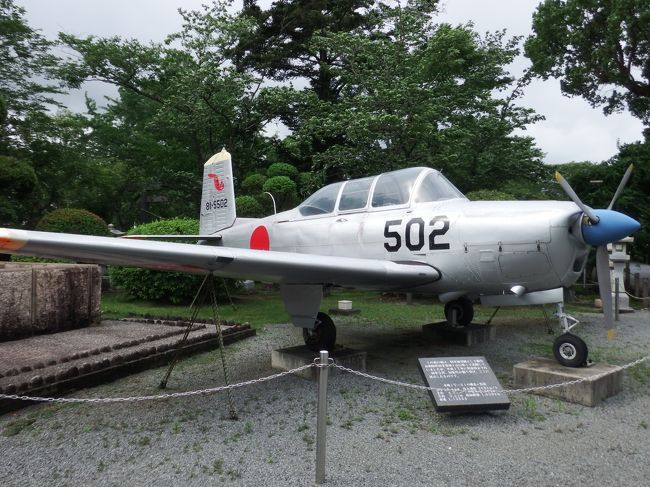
top-left (465, 189), bottom-right (514, 201)
top-left (0, 155), bottom-right (37, 225)
top-left (526, 0), bottom-right (650, 123)
top-left (235, 195), bottom-right (265, 218)
top-left (241, 173), bottom-right (267, 194)
top-left (266, 162), bottom-right (299, 179)
top-left (0, 0), bottom-right (62, 151)
top-left (35, 208), bottom-right (108, 235)
top-left (262, 176), bottom-right (298, 211)
top-left (270, 6), bottom-right (545, 190)
top-left (110, 218), bottom-right (231, 304)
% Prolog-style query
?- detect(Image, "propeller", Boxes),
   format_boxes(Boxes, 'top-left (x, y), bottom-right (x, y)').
top-left (555, 171), bottom-right (600, 223)
top-left (555, 165), bottom-right (640, 340)
top-left (607, 164), bottom-right (634, 210)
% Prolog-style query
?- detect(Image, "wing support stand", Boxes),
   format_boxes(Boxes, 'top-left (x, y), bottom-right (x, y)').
top-left (159, 272), bottom-right (238, 420)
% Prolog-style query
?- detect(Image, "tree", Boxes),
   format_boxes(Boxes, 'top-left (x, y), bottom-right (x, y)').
top-left (233, 0), bottom-right (376, 103)
top-left (525, 0), bottom-right (650, 124)
top-left (0, 0), bottom-right (62, 153)
top-left (57, 1), bottom-right (272, 180)
top-left (0, 155), bottom-right (37, 225)
top-left (272, 5), bottom-right (545, 190)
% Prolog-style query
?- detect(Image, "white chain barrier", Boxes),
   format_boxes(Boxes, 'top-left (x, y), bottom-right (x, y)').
top-left (0, 364), bottom-right (315, 404)
top-left (329, 355), bottom-right (650, 395)
top-left (0, 356), bottom-right (647, 404)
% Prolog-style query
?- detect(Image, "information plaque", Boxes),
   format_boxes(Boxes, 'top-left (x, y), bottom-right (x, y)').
top-left (417, 356), bottom-right (510, 412)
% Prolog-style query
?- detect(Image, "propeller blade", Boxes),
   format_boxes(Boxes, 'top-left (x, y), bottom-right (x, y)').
top-left (607, 164), bottom-right (634, 210)
top-left (596, 245), bottom-right (614, 340)
top-left (554, 171), bottom-right (600, 223)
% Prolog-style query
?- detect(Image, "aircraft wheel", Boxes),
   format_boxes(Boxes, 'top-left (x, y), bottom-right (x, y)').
top-left (444, 297), bottom-right (474, 326)
top-left (303, 312), bottom-right (336, 352)
top-left (553, 333), bottom-right (588, 367)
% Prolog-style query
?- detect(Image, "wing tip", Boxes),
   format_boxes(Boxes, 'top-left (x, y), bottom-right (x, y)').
top-left (0, 228), bottom-right (28, 251)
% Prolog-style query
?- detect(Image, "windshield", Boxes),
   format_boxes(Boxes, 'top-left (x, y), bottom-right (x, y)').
top-left (414, 172), bottom-right (465, 202)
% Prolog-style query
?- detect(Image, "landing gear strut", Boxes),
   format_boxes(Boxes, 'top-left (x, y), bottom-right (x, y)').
top-left (444, 297), bottom-right (474, 326)
top-left (553, 303), bottom-right (588, 367)
top-left (303, 312), bottom-right (336, 352)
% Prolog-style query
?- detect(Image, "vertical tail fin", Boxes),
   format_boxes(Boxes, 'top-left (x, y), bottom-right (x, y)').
top-left (199, 148), bottom-right (236, 235)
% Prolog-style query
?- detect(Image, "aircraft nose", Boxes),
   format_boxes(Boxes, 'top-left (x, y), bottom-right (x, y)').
top-left (581, 209), bottom-right (641, 246)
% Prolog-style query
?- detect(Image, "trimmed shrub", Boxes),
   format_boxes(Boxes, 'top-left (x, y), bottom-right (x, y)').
top-left (262, 176), bottom-right (298, 210)
top-left (36, 208), bottom-right (109, 235)
top-left (235, 195), bottom-right (265, 218)
top-left (109, 218), bottom-right (233, 304)
top-left (241, 173), bottom-right (267, 194)
top-left (266, 162), bottom-right (299, 179)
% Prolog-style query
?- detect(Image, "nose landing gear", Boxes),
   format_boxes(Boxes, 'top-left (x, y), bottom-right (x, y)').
top-left (553, 303), bottom-right (589, 367)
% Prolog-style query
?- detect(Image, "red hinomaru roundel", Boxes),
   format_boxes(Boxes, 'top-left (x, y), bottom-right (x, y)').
top-left (249, 225), bottom-right (270, 250)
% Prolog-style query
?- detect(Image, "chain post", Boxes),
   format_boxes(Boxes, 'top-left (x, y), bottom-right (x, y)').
top-left (614, 277), bottom-right (620, 322)
top-left (316, 350), bottom-right (329, 485)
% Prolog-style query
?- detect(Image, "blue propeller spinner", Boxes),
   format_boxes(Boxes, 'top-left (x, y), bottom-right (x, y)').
top-left (581, 209), bottom-right (641, 247)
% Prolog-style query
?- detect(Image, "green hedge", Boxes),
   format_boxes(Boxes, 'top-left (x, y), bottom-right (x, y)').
top-left (36, 208), bottom-right (109, 235)
top-left (12, 208), bottom-right (107, 263)
top-left (109, 218), bottom-right (233, 304)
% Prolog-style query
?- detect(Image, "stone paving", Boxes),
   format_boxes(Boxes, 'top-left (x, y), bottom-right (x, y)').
top-left (0, 318), bottom-right (254, 407)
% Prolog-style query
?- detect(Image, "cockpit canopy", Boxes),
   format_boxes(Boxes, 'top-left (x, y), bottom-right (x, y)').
top-left (299, 167), bottom-right (465, 216)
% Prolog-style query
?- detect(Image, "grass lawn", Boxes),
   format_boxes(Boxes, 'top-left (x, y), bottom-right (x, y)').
top-left (101, 287), bottom-right (601, 330)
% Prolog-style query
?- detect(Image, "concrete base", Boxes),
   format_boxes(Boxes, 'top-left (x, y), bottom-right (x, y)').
top-left (422, 322), bottom-right (496, 347)
top-left (328, 308), bottom-right (361, 316)
top-left (513, 358), bottom-right (623, 407)
top-left (271, 346), bottom-right (366, 381)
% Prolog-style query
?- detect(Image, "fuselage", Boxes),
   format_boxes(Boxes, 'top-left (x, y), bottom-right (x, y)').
top-left (219, 167), bottom-right (589, 299)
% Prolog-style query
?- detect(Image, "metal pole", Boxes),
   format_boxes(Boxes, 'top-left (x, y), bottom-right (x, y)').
top-left (614, 277), bottom-right (620, 322)
top-left (316, 350), bottom-right (329, 484)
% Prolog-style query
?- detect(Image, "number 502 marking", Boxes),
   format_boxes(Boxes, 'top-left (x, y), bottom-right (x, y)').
top-left (384, 216), bottom-right (450, 252)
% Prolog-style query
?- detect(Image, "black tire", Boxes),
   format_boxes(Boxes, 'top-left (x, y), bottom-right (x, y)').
top-left (303, 312), bottom-right (337, 352)
top-left (444, 297), bottom-right (474, 326)
top-left (553, 333), bottom-right (588, 367)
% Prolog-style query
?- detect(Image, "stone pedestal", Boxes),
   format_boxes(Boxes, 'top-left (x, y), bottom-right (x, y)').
top-left (422, 322), bottom-right (496, 347)
top-left (0, 263), bottom-right (101, 340)
top-left (271, 346), bottom-right (366, 381)
top-left (513, 357), bottom-right (623, 406)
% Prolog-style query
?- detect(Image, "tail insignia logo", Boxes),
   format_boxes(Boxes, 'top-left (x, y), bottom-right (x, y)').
top-left (208, 173), bottom-right (225, 191)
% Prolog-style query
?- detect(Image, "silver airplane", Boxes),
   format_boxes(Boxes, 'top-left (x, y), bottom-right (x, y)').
top-left (0, 150), bottom-right (640, 367)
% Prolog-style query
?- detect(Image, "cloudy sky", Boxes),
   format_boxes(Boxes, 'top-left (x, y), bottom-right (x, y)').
top-left (17, 0), bottom-right (646, 165)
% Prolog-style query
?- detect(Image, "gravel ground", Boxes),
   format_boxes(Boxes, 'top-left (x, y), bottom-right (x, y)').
top-left (0, 306), bottom-right (649, 486)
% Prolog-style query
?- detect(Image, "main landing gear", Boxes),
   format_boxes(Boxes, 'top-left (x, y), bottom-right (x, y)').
top-left (303, 312), bottom-right (337, 352)
top-left (552, 303), bottom-right (588, 367)
top-left (444, 297), bottom-right (474, 326)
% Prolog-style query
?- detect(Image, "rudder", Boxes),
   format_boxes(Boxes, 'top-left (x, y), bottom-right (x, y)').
top-left (199, 148), bottom-right (236, 235)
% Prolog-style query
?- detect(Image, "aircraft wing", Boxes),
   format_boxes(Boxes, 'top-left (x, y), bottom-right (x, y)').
top-left (0, 228), bottom-right (440, 289)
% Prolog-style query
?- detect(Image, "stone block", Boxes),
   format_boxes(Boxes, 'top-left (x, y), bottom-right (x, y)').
top-left (0, 263), bottom-right (101, 340)
top-left (422, 322), bottom-right (496, 347)
top-left (271, 346), bottom-right (366, 381)
top-left (513, 357), bottom-right (623, 407)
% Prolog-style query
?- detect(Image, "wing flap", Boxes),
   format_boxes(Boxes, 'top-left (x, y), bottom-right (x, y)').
top-left (0, 228), bottom-right (439, 289)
